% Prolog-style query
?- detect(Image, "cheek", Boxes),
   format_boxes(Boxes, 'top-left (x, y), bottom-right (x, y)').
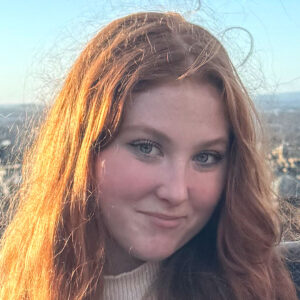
top-left (95, 151), bottom-right (158, 203)
top-left (191, 169), bottom-right (226, 210)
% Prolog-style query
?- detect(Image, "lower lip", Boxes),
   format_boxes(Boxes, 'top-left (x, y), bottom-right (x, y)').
top-left (143, 214), bottom-right (184, 229)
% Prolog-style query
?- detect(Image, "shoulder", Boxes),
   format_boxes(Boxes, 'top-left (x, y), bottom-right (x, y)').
top-left (281, 241), bottom-right (300, 298)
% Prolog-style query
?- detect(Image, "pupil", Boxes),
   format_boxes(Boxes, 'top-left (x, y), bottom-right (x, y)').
top-left (199, 153), bottom-right (208, 162)
top-left (140, 144), bottom-right (152, 154)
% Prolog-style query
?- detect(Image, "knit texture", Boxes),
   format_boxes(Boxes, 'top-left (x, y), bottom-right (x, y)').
top-left (103, 262), bottom-right (160, 300)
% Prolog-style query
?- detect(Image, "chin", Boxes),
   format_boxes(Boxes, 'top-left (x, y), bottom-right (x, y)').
top-left (131, 244), bottom-right (180, 262)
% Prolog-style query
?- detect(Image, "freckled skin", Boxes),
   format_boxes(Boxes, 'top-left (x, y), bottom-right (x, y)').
top-left (95, 79), bottom-right (229, 275)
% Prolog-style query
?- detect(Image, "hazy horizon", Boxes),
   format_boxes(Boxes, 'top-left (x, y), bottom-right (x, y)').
top-left (1, 0), bottom-right (300, 104)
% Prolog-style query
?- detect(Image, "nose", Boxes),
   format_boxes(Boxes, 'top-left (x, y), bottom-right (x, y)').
top-left (155, 160), bottom-right (189, 205)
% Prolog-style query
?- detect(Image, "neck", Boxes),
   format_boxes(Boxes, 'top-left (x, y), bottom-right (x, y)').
top-left (104, 235), bottom-right (145, 276)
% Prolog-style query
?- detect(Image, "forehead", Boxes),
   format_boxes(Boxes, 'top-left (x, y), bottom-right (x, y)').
top-left (124, 79), bottom-right (228, 130)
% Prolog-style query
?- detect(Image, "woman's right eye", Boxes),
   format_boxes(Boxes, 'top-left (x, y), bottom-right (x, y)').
top-left (129, 139), bottom-right (162, 158)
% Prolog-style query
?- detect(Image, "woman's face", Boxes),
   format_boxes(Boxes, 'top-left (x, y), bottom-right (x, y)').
top-left (95, 79), bottom-right (229, 273)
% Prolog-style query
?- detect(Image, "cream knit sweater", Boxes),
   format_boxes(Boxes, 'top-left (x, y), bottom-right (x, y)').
top-left (103, 262), bottom-right (160, 300)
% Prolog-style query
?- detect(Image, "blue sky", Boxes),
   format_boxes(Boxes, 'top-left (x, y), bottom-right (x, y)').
top-left (1, 0), bottom-right (300, 103)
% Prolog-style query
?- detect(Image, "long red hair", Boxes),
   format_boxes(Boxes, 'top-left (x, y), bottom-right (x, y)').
top-left (0, 12), bottom-right (297, 299)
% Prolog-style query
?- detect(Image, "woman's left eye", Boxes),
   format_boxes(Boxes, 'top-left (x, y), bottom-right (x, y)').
top-left (193, 151), bottom-right (224, 167)
top-left (129, 140), bottom-right (162, 157)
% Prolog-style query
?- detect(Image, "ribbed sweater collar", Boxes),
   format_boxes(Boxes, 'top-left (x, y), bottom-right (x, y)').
top-left (103, 261), bottom-right (160, 300)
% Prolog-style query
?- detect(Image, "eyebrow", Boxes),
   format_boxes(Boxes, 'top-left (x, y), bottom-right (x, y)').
top-left (122, 125), bottom-right (229, 148)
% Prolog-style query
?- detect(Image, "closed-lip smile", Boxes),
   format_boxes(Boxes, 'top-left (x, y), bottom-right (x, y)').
top-left (140, 211), bottom-right (185, 220)
top-left (138, 211), bottom-right (186, 228)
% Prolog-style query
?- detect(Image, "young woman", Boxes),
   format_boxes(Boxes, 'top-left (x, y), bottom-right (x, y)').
top-left (0, 12), bottom-right (298, 300)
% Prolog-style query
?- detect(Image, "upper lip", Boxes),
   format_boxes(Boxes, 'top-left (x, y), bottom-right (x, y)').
top-left (139, 211), bottom-right (186, 220)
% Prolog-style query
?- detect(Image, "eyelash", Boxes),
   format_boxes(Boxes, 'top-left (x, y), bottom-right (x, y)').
top-left (129, 139), bottom-right (225, 167)
top-left (129, 139), bottom-right (162, 158)
top-left (193, 151), bottom-right (224, 168)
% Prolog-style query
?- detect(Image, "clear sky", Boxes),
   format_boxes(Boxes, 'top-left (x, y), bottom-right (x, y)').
top-left (1, 0), bottom-right (300, 104)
